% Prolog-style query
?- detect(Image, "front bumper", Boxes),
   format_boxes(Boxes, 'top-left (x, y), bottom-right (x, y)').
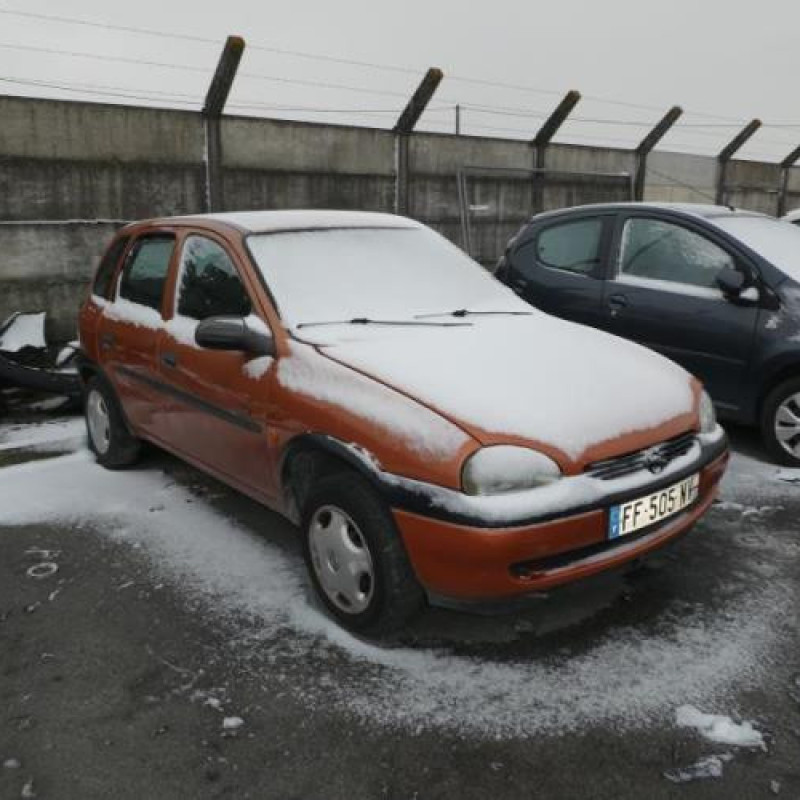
top-left (382, 427), bottom-right (729, 602)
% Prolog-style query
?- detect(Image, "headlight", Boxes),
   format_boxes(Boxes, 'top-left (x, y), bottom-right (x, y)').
top-left (462, 446), bottom-right (561, 496)
top-left (699, 390), bottom-right (716, 434)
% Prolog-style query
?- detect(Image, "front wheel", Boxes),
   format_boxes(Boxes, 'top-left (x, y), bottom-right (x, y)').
top-left (85, 376), bottom-right (142, 469)
top-left (761, 377), bottom-right (800, 466)
top-left (301, 472), bottom-right (425, 636)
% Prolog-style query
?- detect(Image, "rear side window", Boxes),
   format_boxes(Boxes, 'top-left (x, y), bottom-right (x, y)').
top-left (535, 219), bottom-right (604, 274)
top-left (619, 218), bottom-right (735, 288)
top-left (93, 236), bottom-right (129, 298)
top-left (176, 235), bottom-right (252, 320)
top-left (118, 235), bottom-right (175, 311)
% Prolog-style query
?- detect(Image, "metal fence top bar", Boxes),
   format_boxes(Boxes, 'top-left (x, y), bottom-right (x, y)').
top-left (457, 165), bottom-right (632, 179)
top-left (0, 218), bottom-right (130, 226)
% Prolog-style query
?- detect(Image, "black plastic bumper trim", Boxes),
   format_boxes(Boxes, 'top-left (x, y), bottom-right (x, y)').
top-left (379, 434), bottom-right (729, 530)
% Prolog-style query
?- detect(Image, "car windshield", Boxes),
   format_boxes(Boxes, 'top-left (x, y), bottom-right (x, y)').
top-left (247, 226), bottom-right (525, 327)
top-left (712, 216), bottom-right (800, 283)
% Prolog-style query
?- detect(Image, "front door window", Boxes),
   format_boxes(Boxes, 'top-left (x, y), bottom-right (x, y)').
top-left (618, 218), bottom-right (736, 291)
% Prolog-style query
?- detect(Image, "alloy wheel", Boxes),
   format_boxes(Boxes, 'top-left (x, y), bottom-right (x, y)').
top-left (774, 392), bottom-right (800, 459)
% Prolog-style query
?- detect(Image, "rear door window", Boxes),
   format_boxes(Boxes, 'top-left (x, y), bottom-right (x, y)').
top-left (534, 218), bottom-right (604, 274)
top-left (93, 236), bottom-right (129, 299)
top-left (175, 235), bottom-right (252, 320)
top-left (118, 235), bottom-right (175, 311)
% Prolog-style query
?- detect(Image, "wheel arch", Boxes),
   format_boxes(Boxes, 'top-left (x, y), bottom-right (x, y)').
top-left (279, 434), bottom-right (385, 524)
top-left (758, 360), bottom-right (800, 418)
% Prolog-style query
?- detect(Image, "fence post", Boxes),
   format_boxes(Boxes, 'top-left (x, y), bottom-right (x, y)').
top-left (777, 145), bottom-right (800, 217)
top-left (393, 68), bottom-right (443, 216)
top-left (202, 35), bottom-right (246, 212)
top-left (634, 106), bottom-right (682, 201)
top-left (714, 119), bottom-right (761, 207)
top-left (529, 90), bottom-right (580, 212)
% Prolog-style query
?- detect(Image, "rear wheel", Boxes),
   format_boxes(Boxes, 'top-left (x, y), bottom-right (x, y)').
top-left (301, 472), bottom-right (425, 636)
top-left (85, 376), bottom-right (141, 468)
top-left (761, 377), bottom-right (800, 466)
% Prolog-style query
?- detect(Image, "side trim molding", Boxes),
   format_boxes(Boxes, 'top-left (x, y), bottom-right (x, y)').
top-left (117, 365), bottom-right (261, 433)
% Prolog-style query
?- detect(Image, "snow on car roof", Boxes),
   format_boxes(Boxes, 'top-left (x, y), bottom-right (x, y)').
top-left (534, 202), bottom-right (764, 221)
top-left (782, 208), bottom-right (800, 223)
top-left (165, 210), bottom-right (422, 234)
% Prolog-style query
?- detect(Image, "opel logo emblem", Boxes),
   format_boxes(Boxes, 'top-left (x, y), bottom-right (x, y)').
top-left (643, 447), bottom-right (669, 474)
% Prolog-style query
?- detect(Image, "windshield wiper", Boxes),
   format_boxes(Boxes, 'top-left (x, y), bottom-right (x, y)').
top-left (295, 317), bottom-right (472, 329)
top-left (414, 308), bottom-right (533, 319)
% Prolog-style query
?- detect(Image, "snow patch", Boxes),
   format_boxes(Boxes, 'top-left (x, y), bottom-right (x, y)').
top-left (249, 224), bottom-right (524, 328)
top-left (0, 449), bottom-right (794, 739)
top-left (720, 451), bottom-right (800, 502)
top-left (712, 215), bottom-right (800, 283)
top-left (0, 418), bottom-right (85, 453)
top-left (243, 357), bottom-right (272, 379)
top-left (663, 753), bottom-right (732, 784)
top-left (101, 297), bottom-right (162, 330)
top-left (277, 343), bottom-right (470, 460)
top-left (165, 315), bottom-right (199, 347)
top-left (318, 315), bottom-right (695, 461)
top-left (676, 705), bottom-right (766, 749)
top-left (0, 312), bottom-right (46, 352)
top-left (186, 209), bottom-right (419, 235)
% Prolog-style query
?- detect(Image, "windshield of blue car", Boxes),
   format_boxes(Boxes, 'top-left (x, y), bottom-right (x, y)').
top-left (712, 216), bottom-right (800, 283)
top-left (247, 226), bottom-right (527, 327)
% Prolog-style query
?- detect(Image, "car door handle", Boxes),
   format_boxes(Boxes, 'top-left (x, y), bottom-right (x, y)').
top-left (161, 352), bottom-right (178, 368)
top-left (100, 332), bottom-right (115, 350)
top-left (607, 294), bottom-right (628, 316)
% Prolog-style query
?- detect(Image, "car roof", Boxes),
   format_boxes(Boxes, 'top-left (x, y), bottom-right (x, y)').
top-left (128, 209), bottom-right (422, 235)
top-left (531, 202), bottom-right (767, 223)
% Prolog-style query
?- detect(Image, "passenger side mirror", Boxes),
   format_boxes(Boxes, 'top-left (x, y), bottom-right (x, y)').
top-left (715, 267), bottom-right (745, 295)
top-left (715, 267), bottom-right (760, 305)
top-left (195, 316), bottom-right (276, 357)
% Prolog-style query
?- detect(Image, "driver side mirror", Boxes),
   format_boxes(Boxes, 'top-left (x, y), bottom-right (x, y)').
top-left (195, 316), bottom-right (276, 357)
top-left (716, 267), bottom-right (760, 305)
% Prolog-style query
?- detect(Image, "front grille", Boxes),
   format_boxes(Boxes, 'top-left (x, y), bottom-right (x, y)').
top-left (585, 432), bottom-right (697, 481)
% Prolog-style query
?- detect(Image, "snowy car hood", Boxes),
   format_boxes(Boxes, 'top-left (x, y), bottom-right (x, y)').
top-left (305, 314), bottom-right (696, 464)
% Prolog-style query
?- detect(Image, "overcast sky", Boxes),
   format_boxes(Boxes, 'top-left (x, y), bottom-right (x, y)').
top-left (1, 0), bottom-right (799, 162)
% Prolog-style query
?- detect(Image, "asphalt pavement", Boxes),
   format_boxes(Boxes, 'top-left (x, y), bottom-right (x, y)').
top-left (0, 417), bottom-right (798, 800)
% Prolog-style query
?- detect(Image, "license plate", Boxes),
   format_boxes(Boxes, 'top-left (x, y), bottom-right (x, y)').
top-left (608, 474), bottom-right (699, 539)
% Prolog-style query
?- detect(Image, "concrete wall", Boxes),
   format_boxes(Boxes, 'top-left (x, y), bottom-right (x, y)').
top-left (0, 96), bottom-right (206, 339)
top-left (0, 94), bottom-right (790, 339)
top-left (645, 152), bottom-right (718, 204)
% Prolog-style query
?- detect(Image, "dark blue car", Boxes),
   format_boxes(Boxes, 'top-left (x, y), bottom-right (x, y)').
top-left (495, 203), bottom-right (800, 466)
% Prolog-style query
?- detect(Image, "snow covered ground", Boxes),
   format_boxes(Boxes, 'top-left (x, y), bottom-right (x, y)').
top-left (0, 418), bottom-right (85, 454)
top-left (0, 419), bottom-right (797, 747)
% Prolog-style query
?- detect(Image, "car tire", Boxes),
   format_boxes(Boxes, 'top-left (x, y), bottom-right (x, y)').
top-left (301, 471), bottom-right (425, 636)
top-left (761, 377), bottom-right (800, 466)
top-left (84, 375), bottom-right (142, 469)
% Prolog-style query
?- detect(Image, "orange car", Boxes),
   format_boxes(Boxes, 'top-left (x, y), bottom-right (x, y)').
top-left (78, 210), bottom-right (729, 635)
